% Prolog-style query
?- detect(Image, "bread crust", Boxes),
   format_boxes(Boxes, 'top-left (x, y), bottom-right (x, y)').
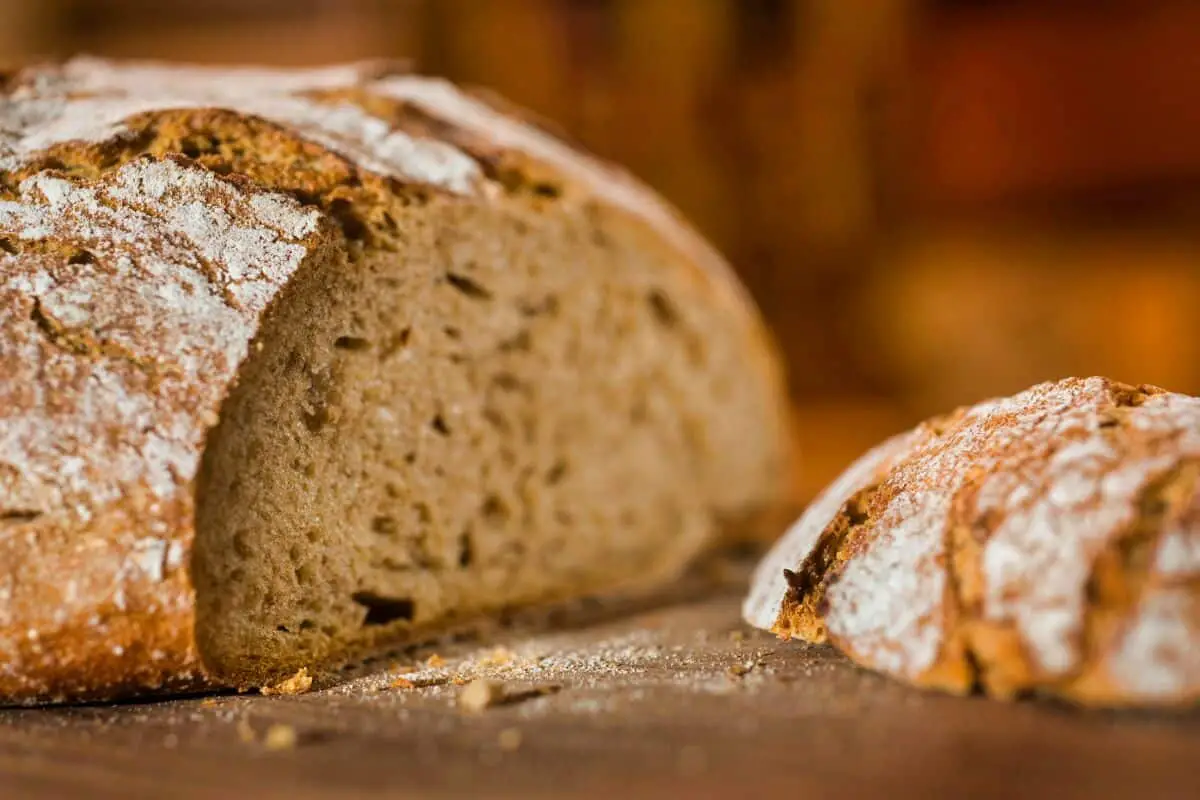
top-left (746, 377), bottom-right (1200, 707)
top-left (0, 59), bottom-right (792, 703)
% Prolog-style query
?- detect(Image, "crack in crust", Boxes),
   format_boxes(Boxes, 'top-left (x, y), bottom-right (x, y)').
top-left (748, 377), bottom-right (1200, 707)
top-left (1059, 461), bottom-right (1199, 702)
top-left (777, 482), bottom-right (881, 644)
top-left (29, 296), bottom-right (166, 381)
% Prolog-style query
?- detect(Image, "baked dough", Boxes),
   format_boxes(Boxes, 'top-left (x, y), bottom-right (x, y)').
top-left (746, 377), bottom-right (1200, 707)
top-left (0, 59), bottom-right (794, 703)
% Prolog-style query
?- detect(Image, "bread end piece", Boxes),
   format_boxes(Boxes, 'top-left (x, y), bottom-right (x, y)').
top-left (746, 377), bottom-right (1200, 708)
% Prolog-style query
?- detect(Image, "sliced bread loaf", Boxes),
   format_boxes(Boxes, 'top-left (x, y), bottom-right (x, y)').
top-left (0, 59), bottom-right (794, 703)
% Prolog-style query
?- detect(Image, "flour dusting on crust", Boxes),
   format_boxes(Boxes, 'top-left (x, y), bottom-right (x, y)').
top-left (374, 76), bottom-right (753, 310)
top-left (0, 154), bottom-right (322, 698)
top-left (0, 60), bottom-right (481, 193)
top-left (747, 376), bottom-right (1200, 703)
top-left (1, 157), bottom-right (320, 514)
top-left (742, 432), bottom-right (912, 630)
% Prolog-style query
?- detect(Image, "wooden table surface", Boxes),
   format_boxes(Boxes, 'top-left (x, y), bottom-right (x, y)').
top-left (1, 571), bottom-right (1197, 800)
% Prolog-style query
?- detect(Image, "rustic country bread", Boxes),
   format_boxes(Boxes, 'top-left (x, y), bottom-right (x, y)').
top-left (745, 377), bottom-right (1200, 707)
top-left (0, 59), bottom-right (794, 704)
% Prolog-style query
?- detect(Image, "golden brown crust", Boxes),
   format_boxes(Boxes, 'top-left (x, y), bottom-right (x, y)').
top-left (747, 377), bottom-right (1200, 707)
top-left (0, 154), bottom-right (333, 702)
top-left (1, 59), bottom-right (789, 703)
top-left (0, 503), bottom-right (206, 704)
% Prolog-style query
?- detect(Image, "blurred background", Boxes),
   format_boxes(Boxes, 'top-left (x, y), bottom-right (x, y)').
top-left (4, 0), bottom-right (1200, 501)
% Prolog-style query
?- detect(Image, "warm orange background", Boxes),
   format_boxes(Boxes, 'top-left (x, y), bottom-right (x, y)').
top-left (4, 0), bottom-right (1200, 500)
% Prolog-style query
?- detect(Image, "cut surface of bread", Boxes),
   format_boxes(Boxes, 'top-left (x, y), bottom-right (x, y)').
top-left (0, 59), bottom-right (794, 702)
top-left (745, 377), bottom-right (1200, 708)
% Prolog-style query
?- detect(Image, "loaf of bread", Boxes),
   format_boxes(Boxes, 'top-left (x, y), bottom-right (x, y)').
top-left (0, 59), bottom-right (794, 704)
top-left (745, 377), bottom-right (1200, 707)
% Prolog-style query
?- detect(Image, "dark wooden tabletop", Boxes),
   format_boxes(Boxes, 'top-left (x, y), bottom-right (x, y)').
top-left (1, 572), bottom-right (1197, 800)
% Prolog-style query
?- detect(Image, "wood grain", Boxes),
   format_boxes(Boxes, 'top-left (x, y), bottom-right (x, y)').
top-left (0, 579), bottom-right (1196, 799)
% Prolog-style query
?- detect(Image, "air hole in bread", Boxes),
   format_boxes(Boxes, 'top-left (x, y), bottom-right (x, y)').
top-left (334, 336), bottom-right (370, 352)
top-left (491, 372), bottom-right (522, 392)
top-left (518, 294), bottom-right (559, 317)
top-left (430, 415), bottom-right (450, 436)
top-left (458, 529), bottom-right (474, 568)
top-left (371, 516), bottom-right (398, 535)
top-left (352, 592), bottom-right (416, 626)
top-left (329, 198), bottom-right (369, 242)
top-left (445, 272), bottom-right (493, 301)
top-left (647, 290), bottom-right (679, 329)
top-left (302, 406), bottom-right (330, 433)
top-left (531, 182), bottom-right (562, 199)
top-left (480, 494), bottom-right (509, 525)
top-left (498, 329), bottom-right (531, 353)
top-left (545, 460), bottom-right (568, 486)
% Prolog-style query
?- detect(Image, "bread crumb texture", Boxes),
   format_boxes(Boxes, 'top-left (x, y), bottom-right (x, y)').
top-left (458, 678), bottom-right (505, 713)
top-left (262, 723), bottom-right (299, 750)
top-left (746, 377), bottom-right (1200, 707)
top-left (260, 667), bottom-right (312, 696)
top-left (0, 58), bottom-right (792, 703)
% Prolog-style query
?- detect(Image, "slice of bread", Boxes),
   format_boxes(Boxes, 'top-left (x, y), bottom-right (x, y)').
top-left (0, 59), bottom-right (794, 703)
top-left (746, 377), bottom-right (1200, 707)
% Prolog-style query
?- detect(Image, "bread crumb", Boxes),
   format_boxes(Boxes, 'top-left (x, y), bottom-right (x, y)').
top-left (480, 647), bottom-right (515, 667)
top-left (417, 676), bottom-right (453, 688)
top-left (261, 667), bottom-right (313, 696)
top-left (727, 662), bottom-right (755, 678)
top-left (426, 654), bottom-right (447, 668)
top-left (497, 727), bottom-right (522, 751)
top-left (264, 724), bottom-right (298, 750)
top-left (458, 678), bottom-right (504, 712)
top-left (728, 630), bottom-right (746, 643)
top-left (390, 677), bottom-right (416, 689)
top-left (236, 717), bottom-right (256, 744)
top-left (451, 676), bottom-right (469, 686)
top-left (200, 697), bottom-right (219, 707)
